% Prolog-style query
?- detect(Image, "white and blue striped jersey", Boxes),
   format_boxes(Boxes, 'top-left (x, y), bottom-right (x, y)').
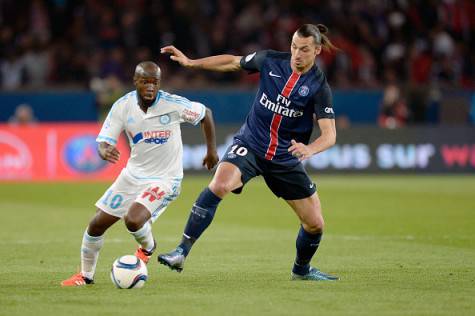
top-left (97, 90), bottom-right (206, 180)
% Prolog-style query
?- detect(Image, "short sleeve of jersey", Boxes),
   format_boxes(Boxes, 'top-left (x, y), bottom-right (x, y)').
top-left (177, 98), bottom-right (206, 125)
top-left (96, 100), bottom-right (125, 145)
top-left (240, 50), bottom-right (269, 73)
top-left (313, 81), bottom-right (335, 120)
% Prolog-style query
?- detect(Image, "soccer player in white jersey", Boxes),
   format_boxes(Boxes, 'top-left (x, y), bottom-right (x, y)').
top-left (61, 61), bottom-right (219, 286)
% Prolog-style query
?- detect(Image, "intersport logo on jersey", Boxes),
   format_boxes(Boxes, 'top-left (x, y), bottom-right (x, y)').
top-left (259, 93), bottom-right (303, 118)
top-left (143, 130), bottom-right (171, 145)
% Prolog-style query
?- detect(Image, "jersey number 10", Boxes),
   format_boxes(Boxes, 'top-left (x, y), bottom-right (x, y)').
top-left (229, 145), bottom-right (248, 156)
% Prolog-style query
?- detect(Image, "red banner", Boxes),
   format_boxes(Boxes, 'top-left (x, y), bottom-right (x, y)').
top-left (0, 123), bottom-right (128, 181)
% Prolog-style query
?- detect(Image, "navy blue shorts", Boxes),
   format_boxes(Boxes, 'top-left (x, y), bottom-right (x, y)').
top-left (220, 141), bottom-right (316, 200)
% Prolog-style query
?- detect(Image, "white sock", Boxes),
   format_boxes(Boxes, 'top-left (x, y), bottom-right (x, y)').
top-left (80, 230), bottom-right (104, 280)
top-left (129, 222), bottom-right (155, 252)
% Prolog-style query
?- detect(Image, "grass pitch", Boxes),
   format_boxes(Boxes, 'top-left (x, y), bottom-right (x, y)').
top-left (0, 175), bottom-right (474, 316)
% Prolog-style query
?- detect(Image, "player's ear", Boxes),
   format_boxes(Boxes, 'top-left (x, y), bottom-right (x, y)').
top-left (315, 45), bottom-right (322, 56)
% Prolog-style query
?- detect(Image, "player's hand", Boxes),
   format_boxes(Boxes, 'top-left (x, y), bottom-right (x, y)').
top-left (160, 45), bottom-right (193, 67)
top-left (98, 143), bottom-right (121, 164)
top-left (202, 150), bottom-right (219, 170)
top-left (288, 139), bottom-right (312, 161)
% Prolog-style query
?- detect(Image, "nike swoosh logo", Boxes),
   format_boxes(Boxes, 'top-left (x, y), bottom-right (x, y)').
top-left (245, 52), bottom-right (256, 62)
top-left (269, 71), bottom-right (281, 78)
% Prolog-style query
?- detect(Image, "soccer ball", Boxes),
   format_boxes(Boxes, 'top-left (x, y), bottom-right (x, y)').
top-left (110, 255), bottom-right (148, 289)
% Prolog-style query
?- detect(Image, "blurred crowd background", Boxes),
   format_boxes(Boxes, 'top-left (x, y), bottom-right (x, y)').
top-left (1, 0), bottom-right (474, 126)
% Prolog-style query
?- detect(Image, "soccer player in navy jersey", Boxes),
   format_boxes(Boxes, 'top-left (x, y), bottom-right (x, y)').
top-left (159, 24), bottom-right (339, 281)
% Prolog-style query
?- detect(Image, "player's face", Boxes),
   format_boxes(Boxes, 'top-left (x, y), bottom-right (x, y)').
top-left (135, 76), bottom-right (160, 102)
top-left (290, 34), bottom-right (321, 72)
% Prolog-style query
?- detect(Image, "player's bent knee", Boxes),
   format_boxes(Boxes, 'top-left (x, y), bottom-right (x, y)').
top-left (87, 209), bottom-right (120, 236)
top-left (124, 213), bottom-right (148, 232)
top-left (303, 218), bottom-right (325, 234)
top-left (209, 181), bottom-right (233, 197)
top-left (124, 216), bottom-right (140, 231)
top-left (124, 203), bottom-right (151, 232)
top-left (87, 216), bottom-right (107, 236)
top-left (87, 220), bottom-right (107, 237)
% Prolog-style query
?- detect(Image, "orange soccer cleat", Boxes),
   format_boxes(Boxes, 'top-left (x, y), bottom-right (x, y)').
top-left (61, 272), bottom-right (94, 287)
top-left (134, 240), bottom-right (156, 264)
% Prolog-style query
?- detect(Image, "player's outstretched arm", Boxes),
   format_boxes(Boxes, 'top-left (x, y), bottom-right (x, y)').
top-left (97, 142), bottom-right (121, 164)
top-left (200, 107), bottom-right (219, 170)
top-left (161, 45), bottom-right (242, 72)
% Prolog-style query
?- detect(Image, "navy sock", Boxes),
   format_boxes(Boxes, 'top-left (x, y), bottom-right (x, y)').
top-left (178, 187), bottom-right (221, 256)
top-left (292, 226), bottom-right (322, 275)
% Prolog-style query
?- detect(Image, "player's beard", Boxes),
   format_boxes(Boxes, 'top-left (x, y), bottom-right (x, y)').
top-left (293, 59), bottom-right (313, 73)
top-left (294, 62), bottom-right (305, 72)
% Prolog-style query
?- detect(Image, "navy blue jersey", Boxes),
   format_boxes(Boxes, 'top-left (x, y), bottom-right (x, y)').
top-left (234, 50), bottom-right (335, 166)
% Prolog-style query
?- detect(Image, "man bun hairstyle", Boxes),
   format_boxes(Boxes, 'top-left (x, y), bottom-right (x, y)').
top-left (296, 23), bottom-right (338, 52)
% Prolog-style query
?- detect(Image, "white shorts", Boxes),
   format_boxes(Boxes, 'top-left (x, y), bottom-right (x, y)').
top-left (95, 169), bottom-right (182, 222)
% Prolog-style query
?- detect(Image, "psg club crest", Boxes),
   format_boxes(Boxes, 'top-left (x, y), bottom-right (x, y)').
top-left (159, 114), bottom-right (170, 125)
top-left (64, 135), bottom-right (107, 173)
top-left (298, 85), bottom-right (309, 97)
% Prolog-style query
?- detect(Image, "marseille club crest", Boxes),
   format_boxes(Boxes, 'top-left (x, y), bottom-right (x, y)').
top-left (159, 114), bottom-right (170, 125)
top-left (298, 85), bottom-right (309, 97)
